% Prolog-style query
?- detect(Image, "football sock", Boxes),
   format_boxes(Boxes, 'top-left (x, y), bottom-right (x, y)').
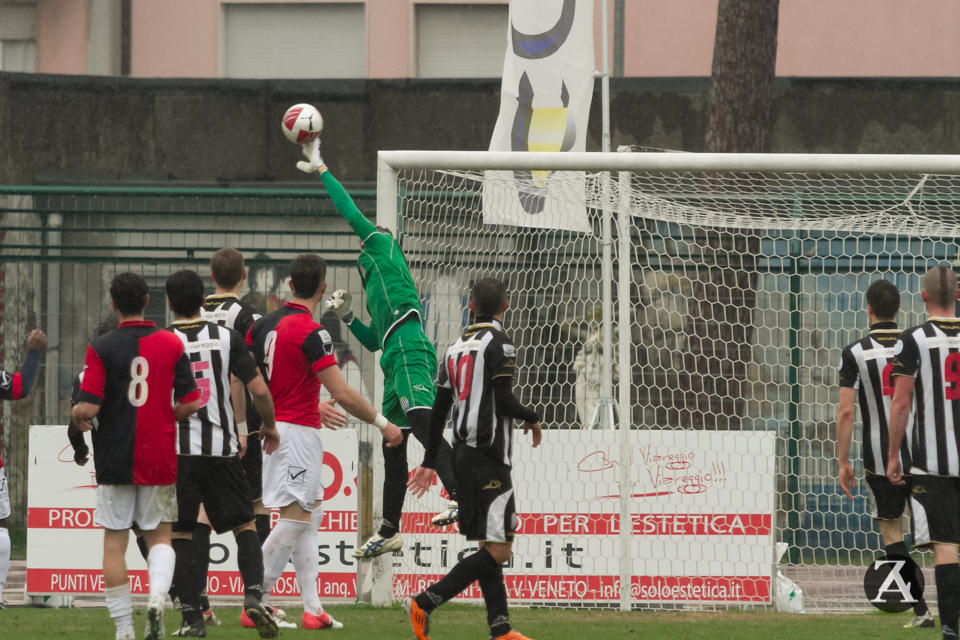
top-left (936, 563), bottom-right (960, 638)
top-left (256, 514), bottom-right (272, 545)
top-left (885, 541), bottom-right (928, 615)
top-left (262, 519), bottom-right (309, 597)
top-left (147, 543), bottom-right (176, 598)
top-left (416, 547), bottom-right (500, 613)
top-left (379, 430), bottom-right (410, 539)
top-left (408, 408), bottom-right (458, 502)
top-left (236, 529), bottom-right (265, 601)
top-left (479, 559), bottom-right (511, 637)
top-left (172, 538), bottom-right (202, 624)
top-left (0, 528), bottom-right (10, 601)
top-left (290, 509), bottom-right (324, 615)
top-left (193, 523), bottom-right (211, 606)
top-left (105, 583), bottom-right (134, 635)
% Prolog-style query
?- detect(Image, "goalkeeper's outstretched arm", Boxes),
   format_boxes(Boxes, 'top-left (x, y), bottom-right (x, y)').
top-left (325, 289), bottom-right (381, 352)
top-left (296, 138), bottom-right (379, 242)
top-left (346, 317), bottom-right (379, 352)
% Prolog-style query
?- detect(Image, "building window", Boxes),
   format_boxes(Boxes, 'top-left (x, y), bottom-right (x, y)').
top-left (416, 4), bottom-right (508, 78)
top-left (223, 3), bottom-right (366, 79)
top-left (0, 4), bottom-right (37, 72)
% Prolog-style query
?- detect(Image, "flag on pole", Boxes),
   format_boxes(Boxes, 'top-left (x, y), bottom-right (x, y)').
top-left (484, 0), bottom-right (594, 233)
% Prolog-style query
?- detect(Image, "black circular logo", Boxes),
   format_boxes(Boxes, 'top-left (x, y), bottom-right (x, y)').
top-left (863, 554), bottom-right (925, 613)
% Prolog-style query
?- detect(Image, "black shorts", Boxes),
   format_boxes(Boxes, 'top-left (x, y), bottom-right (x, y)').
top-left (865, 470), bottom-right (911, 520)
top-left (240, 435), bottom-right (263, 502)
top-left (909, 474), bottom-right (960, 547)
top-left (174, 455), bottom-right (255, 534)
top-left (453, 444), bottom-right (516, 543)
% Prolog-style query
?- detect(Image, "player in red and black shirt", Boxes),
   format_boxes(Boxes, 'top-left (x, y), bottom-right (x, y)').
top-left (247, 254), bottom-right (401, 631)
top-left (72, 273), bottom-right (202, 640)
top-left (0, 327), bottom-right (46, 609)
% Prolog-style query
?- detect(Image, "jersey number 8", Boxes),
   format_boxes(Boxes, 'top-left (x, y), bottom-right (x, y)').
top-left (128, 356), bottom-right (149, 407)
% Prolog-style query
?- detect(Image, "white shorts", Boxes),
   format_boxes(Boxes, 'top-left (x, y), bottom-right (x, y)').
top-left (94, 484), bottom-right (177, 531)
top-left (0, 467), bottom-right (10, 520)
top-left (261, 421), bottom-right (324, 512)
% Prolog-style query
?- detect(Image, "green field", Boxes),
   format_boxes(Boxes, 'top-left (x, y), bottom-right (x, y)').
top-left (0, 604), bottom-right (941, 640)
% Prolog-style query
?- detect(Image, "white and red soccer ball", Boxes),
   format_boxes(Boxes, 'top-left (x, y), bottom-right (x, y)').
top-left (281, 103), bottom-right (323, 144)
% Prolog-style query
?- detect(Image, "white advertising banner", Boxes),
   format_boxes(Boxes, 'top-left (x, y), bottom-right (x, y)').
top-left (484, 0), bottom-right (594, 233)
top-left (26, 425), bottom-right (358, 599)
top-left (396, 429), bottom-right (776, 604)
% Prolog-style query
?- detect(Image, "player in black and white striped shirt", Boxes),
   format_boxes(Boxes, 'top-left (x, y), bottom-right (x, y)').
top-left (166, 270), bottom-right (280, 639)
top-left (837, 278), bottom-right (932, 627)
top-left (405, 278), bottom-right (542, 640)
top-left (889, 265), bottom-right (960, 639)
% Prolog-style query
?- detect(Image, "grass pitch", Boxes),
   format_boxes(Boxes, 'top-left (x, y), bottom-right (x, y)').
top-left (0, 604), bottom-right (938, 639)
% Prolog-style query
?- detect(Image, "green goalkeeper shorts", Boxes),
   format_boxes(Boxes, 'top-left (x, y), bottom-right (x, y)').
top-left (380, 319), bottom-right (438, 427)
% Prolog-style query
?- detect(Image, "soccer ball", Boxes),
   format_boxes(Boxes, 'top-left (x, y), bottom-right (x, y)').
top-left (281, 103), bottom-right (323, 145)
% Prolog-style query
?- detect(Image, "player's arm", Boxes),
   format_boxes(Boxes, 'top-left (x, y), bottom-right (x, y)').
top-left (0, 329), bottom-right (47, 401)
top-left (67, 373), bottom-right (90, 465)
top-left (228, 330), bottom-right (279, 454)
top-left (229, 373), bottom-right (248, 457)
top-left (408, 387), bottom-right (453, 498)
top-left (317, 365), bottom-right (401, 447)
top-left (489, 339), bottom-right (542, 446)
top-left (835, 347), bottom-right (859, 500)
top-left (73, 344), bottom-right (106, 429)
top-left (172, 351), bottom-right (203, 421)
top-left (887, 335), bottom-right (919, 485)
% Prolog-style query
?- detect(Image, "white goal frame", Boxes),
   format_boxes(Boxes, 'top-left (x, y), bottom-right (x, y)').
top-left (371, 151), bottom-right (960, 612)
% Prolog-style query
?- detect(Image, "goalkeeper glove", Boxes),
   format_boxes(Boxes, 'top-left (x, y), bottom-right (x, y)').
top-left (325, 289), bottom-right (354, 323)
top-left (296, 137), bottom-right (328, 174)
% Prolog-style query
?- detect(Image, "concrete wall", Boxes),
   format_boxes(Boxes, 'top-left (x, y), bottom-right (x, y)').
top-left (2, 73), bottom-right (960, 185)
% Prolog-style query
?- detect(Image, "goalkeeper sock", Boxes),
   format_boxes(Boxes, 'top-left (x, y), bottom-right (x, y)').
top-left (256, 513), bottom-right (272, 545)
top-left (408, 408), bottom-right (458, 502)
top-left (379, 430), bottom-right (411, 539)
top-left (416, 547), bottom-right (500, 613)
top-left (885, 541), bottom-right (928, 615)
top-left (936, 563), bottom-right (960, 638)
top-left (479, 559), bottom-right (511, 637)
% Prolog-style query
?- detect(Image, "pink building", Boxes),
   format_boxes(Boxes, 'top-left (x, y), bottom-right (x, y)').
top-left (2, 0), bottom-right (959, 78)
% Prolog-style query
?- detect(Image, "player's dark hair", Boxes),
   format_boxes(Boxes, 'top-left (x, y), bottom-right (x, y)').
top-left (865, 279), bottom-right (899, 321)
top-left (923, 264), bottom-right (958, 309)
top-left (110, 272), bottom-right (149, 316)
top-left (290, 254), bottom-right (326, 299)
top-left (94, 314), bottom-right (119, 338)
top-left (165, 270), bottom-right (205, 317)
top-left (210, 248), bottom-right (245, 288)
top-left (471, 277), bottom-right (507, 317)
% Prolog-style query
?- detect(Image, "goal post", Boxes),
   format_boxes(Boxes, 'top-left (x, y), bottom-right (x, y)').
top-left (371, 150), bottom-right (960, 612)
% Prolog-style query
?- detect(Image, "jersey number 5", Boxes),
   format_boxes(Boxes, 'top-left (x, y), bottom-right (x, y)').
top-left (448, 354), bottom-right (474, 401)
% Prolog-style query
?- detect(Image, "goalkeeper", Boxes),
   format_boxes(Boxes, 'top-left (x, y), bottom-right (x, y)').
top-left (296, 138), bottom-right (459, 559)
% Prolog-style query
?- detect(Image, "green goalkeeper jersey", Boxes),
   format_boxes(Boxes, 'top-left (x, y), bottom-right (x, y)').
top-left (320, 170), bottom-right (424, 351)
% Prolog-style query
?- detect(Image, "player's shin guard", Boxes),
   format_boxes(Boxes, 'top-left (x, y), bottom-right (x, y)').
top-left (408, 408), bottom-right (458, 502)
top-left (236, 529), bottom-right (265, 601)
top-left (255, 514), bottom-right (272, 545)
top-left (0, 528), bottom-right (10, 601)
top-left (886, 540), bottom-right (929, 615)
top-left (147, 543), bottom-right (176, 598)
top-left (415, 547), bottom-right (500, 613)
top-left (479, 559), bottom-right (510, 638)
top-left (172, 538), bottom-right (202, 623)
top-left (936, 563), bottom-right (960, 638)
top-left (290, 509), bottom-right (324, 615)
top-left (262, 519), bottom-right (309, 597)
top-left (379, 432), bottom-right (410, 539)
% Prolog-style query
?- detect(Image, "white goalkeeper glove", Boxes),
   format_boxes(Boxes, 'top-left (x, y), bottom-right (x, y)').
top-left (325, 289), bottom-right (354, 323)
top-left (296, 137), bottom-right (328, 174)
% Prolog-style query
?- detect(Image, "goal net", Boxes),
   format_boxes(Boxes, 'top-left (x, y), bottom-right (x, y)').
top-left (371, 151), bottom-right (960, 612)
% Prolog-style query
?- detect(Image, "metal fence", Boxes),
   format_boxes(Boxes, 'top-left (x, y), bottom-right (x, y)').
top-left (0, 184), bottom-right (380, 530)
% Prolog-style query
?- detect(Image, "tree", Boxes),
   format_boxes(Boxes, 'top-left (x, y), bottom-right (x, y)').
top-left (679, 0), bottom-right (779, 430)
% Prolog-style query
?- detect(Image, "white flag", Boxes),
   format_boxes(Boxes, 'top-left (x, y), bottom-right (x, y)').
top-left (484, 0), bottom-right (594, 233)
